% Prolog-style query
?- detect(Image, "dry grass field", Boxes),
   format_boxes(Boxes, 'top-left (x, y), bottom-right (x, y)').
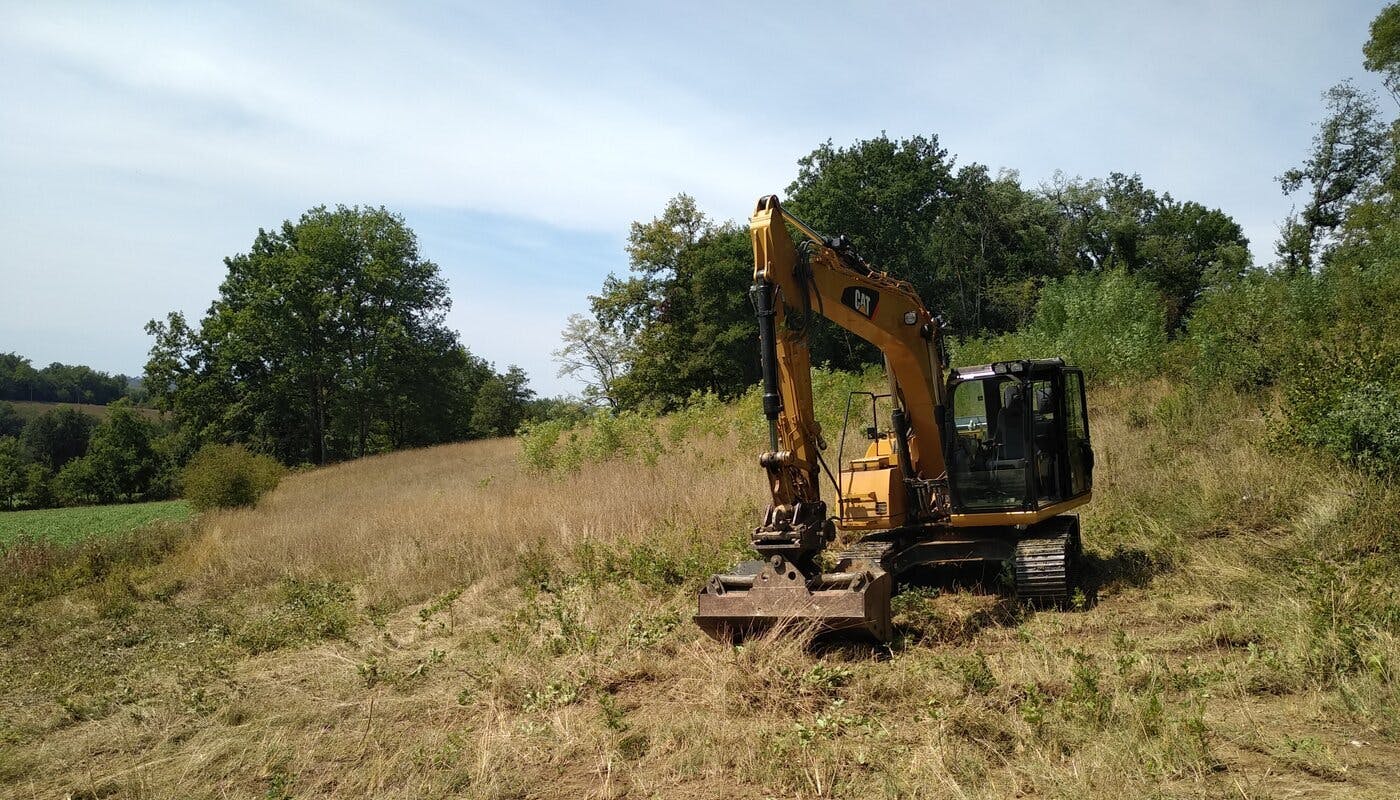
top-left (1, 382), bottom-right (1398, 798)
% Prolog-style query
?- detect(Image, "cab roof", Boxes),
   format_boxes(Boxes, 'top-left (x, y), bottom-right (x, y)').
top-left (950, 357), bottom-right (1067, 381)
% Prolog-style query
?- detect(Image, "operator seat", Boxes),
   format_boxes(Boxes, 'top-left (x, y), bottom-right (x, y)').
top-left (994, 386), bottom-right (1027, 464)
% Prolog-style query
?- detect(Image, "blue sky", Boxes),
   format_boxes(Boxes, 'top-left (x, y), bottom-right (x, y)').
top-left (0, 0), bottom-right (1388, 395)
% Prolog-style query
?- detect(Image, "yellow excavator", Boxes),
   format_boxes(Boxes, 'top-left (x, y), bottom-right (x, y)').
top-left (695, 196), bottom-right (1094, 641)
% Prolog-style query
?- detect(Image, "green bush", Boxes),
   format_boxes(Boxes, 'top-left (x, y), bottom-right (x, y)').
top-left (180, 443), bottom-right (284, 511)
top-left (52, 455), bottom-right (100, 507)
top-left (1185, 270), bottom-right (1324, 390)
top-left (517, 408), bottom-right (665, 474)
top-left (1028, 269), bottom-right (1168, 381)
top-left (519, 418), bottom-right (568, 473)
top-left (952, 270), bottom-right (1168, 383)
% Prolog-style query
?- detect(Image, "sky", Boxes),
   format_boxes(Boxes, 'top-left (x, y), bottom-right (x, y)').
top-left (0, 0), bottom-right (1389, 396)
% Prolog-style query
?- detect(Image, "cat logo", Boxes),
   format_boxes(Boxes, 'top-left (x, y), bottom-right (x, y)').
top-left (841, 286), bottom-right (879, 318)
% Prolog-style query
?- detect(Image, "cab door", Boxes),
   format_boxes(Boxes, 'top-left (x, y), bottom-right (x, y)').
top-left (1063, 369), bottom-right (1092, 496)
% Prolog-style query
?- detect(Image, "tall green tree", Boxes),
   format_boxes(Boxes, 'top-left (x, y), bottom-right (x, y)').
top-left (1278, 82), bottom-right (1389, 271)
top-left (469, 366), bottom-right (535, 437)
top-left (146, 205), bottom-right (493, 464)
top-left (20, 407), bottom-right (95, 470)
top-left (83, 400), bottom-right (162, 501)
top-left (590, 195), bottom-right (759, 409)
top-left (1364, 1), bottom-right (1400, 104)
top-left (785, 134), bottom-right (956, 366)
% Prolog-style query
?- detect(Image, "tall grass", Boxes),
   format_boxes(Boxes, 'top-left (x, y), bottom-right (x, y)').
top-left (2, 380), bottom-right (1397, 798)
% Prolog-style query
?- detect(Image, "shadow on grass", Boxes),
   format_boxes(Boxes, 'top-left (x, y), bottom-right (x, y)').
top-left (1079, 545), bottom-right (1166, 600)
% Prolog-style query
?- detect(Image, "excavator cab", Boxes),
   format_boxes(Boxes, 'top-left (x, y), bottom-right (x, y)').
top-left (945, 359), bottom-right (1092, 515)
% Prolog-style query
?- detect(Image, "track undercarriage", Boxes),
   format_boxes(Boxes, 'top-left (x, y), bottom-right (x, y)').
top-left (694, 515), bottom-right (1082, 642)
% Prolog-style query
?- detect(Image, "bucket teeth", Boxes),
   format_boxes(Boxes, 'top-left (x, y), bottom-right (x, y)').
top-left (695, 556), bottom-right (893, 642)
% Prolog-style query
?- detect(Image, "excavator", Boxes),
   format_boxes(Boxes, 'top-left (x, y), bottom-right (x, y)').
top-left (695, 195), bottom-right (1094, 641)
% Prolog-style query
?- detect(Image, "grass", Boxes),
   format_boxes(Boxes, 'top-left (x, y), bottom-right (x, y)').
top-left (0, 382), bottom-right (1397, 798)
top-left (0, 499), bottom-right (191, 546)
top-left (8, 399), bottom-right (161, 422)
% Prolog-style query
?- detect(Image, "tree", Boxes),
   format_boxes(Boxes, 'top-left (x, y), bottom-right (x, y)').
top-left (0, 401), bottom-right (22, 438)
top-left (554, 313), bottom-right (628, 407)
top-left (785, 134), bottom-right (956, 366)
top-left (1278, 82), bottom-right (1389, 271)
top-left (84, 400), bottom-right (161, 501)
top-left (146, 206), bottom-right (488, 464)
top-left (470, 366), bottom-right (535, 437)
top-left (589, 196), bottom-right (760, 409)
top-left (1364, 2), bottom-right (1400, 104)
top-left (0, 436), bottom-right (24, 508)
top-left (20, 407), bottom-right (95, 470)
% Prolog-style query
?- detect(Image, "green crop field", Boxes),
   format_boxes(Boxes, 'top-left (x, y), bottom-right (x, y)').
top-left (0, 499), bottom-right (191, 546)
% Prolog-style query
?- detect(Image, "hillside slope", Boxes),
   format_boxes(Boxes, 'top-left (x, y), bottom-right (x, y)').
top-left (1, 383), bottom-right (1397, 798)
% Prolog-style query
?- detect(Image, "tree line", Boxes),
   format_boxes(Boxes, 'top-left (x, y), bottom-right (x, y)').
top-left (0, 353), bottom-right (141, 405)
top-left (0, 401), bottom-right (172, 508)
top-left (562, 149), bottom-right (1248, 410)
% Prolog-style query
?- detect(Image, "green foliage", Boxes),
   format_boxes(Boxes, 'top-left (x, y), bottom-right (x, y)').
top-left (0, 352), bottom-right (133, 405)
top-left (51, 456), bottom-right (100, 507)
top-left (84, 399), bottom-right (166, 502)
top-left (518, 408), bottom-right (664, 474)
top-left (20, 406), bottom-right (95, 470)
top-left (145, 205), bottom-right (518, 465)
top-left (1028, 270), bottom-right (1167, 379)
top-left (0, 402), bottom-right (22, 438)
top-left (956, 270), bottom-right (1167, 382)
top-left (1277, 82), bottom-right (1388, 271)
top-left (469, 366), bottom-right (535, 438)
top-left (590, 195), bottom-right (760, 409)
top-left (234, 577), bottom-right (354, 654)
top-left (1186, 270), bottom-right (1317, 389)
top-left (0, 436), bottom-right (23, 507)
top-left (577, 138), bottom-right (1247, 413)
top-left (180, 443), bottom-right (285, 511)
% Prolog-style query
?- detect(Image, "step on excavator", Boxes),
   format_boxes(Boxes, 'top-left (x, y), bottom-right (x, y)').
top-left (695, 195), bottom-right (1095, 642)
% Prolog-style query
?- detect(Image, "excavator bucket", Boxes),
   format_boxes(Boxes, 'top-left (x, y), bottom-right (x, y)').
top-left (694, 556), bottom-right (893, 642)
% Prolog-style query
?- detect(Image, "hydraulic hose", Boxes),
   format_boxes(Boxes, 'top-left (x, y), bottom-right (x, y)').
top-left (751, 281), bottom-right (781, 451)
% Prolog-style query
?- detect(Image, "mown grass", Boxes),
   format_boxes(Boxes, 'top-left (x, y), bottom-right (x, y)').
top-left (0, 382), bottom-right (1397, 798)
top-left (0, 499), bottom-right (191, 545)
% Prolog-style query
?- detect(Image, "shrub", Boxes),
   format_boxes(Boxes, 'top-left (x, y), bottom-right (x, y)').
top-left (1027, 269), bottom-right (1168, 382)
top-left (52, 455), bottom-right (101, 507)
top-left (952, 270), bottom-right (1168, 383)
top-left (1270, 256), bottom-right (1400, 474)
top-left (180, 443), bottom-right (285, 511)
top-left (519, 418), bottom-right (568, 473)
top-left (1185, 270), bottom-right (1324, 389)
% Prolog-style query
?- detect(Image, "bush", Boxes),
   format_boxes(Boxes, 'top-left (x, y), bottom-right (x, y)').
top-left (952, 270), bottom-right (1168, 383)
top-left (1185, 270), bottom-right (1324, 390)
top-left (180, 443), bottom-right (285, 511)
top-left (1028, 270), bottom-right (1168, 381)
top-left (52, 455), bottom-right (101, 507)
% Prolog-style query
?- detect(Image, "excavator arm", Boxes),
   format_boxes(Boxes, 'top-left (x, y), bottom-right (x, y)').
top-left (747, 195), bottom-right (949, 564)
